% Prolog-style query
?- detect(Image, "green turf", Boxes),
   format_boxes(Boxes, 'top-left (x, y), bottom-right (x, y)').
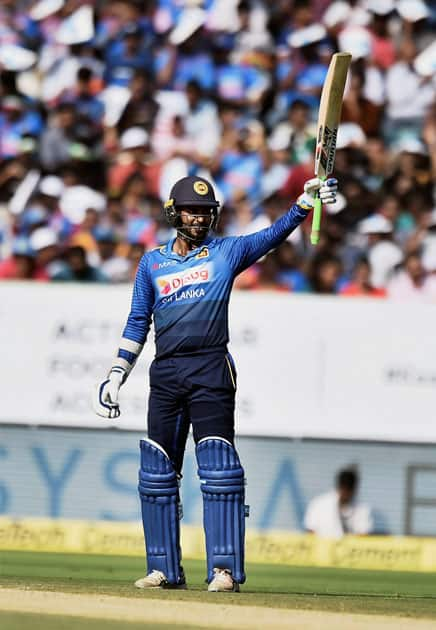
top-left (0, 611), bottom-right (205, 630)
top-left (1, 551), bottom-right (436, 619)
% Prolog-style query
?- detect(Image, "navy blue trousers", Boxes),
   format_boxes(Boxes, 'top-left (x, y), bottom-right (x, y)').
top-left (147, 351), bottom-right (237, 473)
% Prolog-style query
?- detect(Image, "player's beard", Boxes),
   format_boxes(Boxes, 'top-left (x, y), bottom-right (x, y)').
top-left (177, 219), bottom-right (212, 245)
top-left (177, 225), bottom-right (208, 245)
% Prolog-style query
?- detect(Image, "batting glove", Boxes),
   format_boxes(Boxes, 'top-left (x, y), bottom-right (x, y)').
top-left (297, 177), bottom-right (338, 210)
top-left (93, 367), bottom-right (126, 419)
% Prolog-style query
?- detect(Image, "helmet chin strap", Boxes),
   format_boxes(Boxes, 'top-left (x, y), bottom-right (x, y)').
top-left (176, 226), bottom-right (209, 245)
top-left (175, 212), bottom-right (214, 245)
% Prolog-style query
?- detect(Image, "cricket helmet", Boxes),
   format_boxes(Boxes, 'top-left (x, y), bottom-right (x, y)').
top-left (164, 175), bottom-right (220, 238)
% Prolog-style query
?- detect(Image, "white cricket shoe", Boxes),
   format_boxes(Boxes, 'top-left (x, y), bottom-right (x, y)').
top-left (134, 569), bottom-right (186, 589)
top-left (207, 568), bottom-right (240, 592)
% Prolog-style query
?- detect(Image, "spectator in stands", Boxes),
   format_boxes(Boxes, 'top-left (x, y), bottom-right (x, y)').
top-left (213, 121), bottom-right (264, 205)
top-left (269, 99), bottom-right (315, 167)
top-left (66, 66), bottom-right (105, 125)
top-left (0, 96), bottom-right (42, 160)
top-left (308, 253), bottom-right (342, 294)
top-left (212, 36), bottom-right (267, 109)
top-left (117, 69), bottom-right (159, 134)
top-left (52, 245), bottom-right (108, 283)
top-left (39, 102), bottom-right (78, 171)
top-left (275, 241), bottom-right (309, 292)
top-left (153, 114), bottom-right (196, 161)
top-left (93, 225), bottom-right (130, 283)
top-left (252, 252), bottom-right (290, 292)
top-left (304, 467), bottom-right (374, 538)
top-left (386, 141), bottom-right (433, 208)
top-left (185, 79), bottom-right (221, 160)
top-left (281, 25), bottom-right (329, 115)
top-left (104, 22), bottom-right (153, 88)
top-left (0, 155), bottom-right (29, 202)
top-left (108, 127), bottom-right (160, 198)
top-left (29, 226), bottom-right (62, 279)
top-left (342, 60), bottom-right (383, 136)
top-left (361, 138), bottom-right (393, 193)
top-left (366, 4), bottom-right (396, 71)
top-left (357, 215), bottom-right (403, 289)
top-left (387, 252), bottom-right (434, 301)
top-left (384, 38), bottom-right (435, 145)
top-left (340, 257), bottom-right (387, 297)
top-left (0, 236), bottom-right (43, 280)
top-left (401, 204), bottom-right (436, 257)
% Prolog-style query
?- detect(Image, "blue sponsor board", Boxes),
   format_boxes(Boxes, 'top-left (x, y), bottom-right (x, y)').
top-left (1, 426), bottom-right (436, 535)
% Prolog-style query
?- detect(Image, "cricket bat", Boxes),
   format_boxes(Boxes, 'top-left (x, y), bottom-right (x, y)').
top-left (311, 52), bottom-right (352, 245)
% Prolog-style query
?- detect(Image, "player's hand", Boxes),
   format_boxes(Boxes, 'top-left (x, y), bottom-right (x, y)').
top-left (297, 177), bottom-right (338, 209)
top-left (93, 368), bottom-right (125, 418)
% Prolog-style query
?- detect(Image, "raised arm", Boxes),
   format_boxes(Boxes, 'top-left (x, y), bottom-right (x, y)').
top-left (93, 256), bottom-right (154, 418)
top-left (227, 177), bottom-right (337, 274)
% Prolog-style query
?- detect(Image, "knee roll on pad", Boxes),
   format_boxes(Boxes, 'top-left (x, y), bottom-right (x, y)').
top-left (138, 438), bottom-right (183, 584)
top-left (196, 437), bottom-right (248, 584)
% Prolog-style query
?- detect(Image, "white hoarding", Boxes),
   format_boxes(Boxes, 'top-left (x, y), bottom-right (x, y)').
top-left (1, 283), bottom-right (436, 442)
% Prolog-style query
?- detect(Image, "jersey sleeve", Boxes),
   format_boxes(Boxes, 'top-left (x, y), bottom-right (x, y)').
top-left (123, 255), bottom-right (154, 344)
top-left (110, 255), bottom-right (154, 377)
top-left (225, 204), bottom-right (309, 275)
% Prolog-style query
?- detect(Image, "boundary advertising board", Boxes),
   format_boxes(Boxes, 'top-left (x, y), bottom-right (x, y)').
top-left (1, 283), bottom-right (436, 441)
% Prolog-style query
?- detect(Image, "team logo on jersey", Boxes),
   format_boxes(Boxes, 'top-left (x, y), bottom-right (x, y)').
top-left (156, 262), bottom-right (212, 297)
top-left (196, 247), bottom-right (209, 259)
top-left (193, 181), bottom-right (208, 195)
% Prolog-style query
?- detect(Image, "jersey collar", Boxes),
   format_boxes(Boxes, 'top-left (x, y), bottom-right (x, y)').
top-left (161, 236), bottom-right (214, 261)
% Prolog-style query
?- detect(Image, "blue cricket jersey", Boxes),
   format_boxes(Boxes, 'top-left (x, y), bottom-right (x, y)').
top-left (121, 204), bottom-right (308, 359)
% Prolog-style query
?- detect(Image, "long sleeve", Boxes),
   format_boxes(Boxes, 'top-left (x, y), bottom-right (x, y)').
top-left (225, 204), bottom-right (309, 275)
top-left (110, 256), bottom-right (154, 377)
top-left (123, 255), bottom-right (154, 345)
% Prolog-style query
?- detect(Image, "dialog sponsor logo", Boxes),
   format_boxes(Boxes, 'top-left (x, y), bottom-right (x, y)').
top-left (156, 262), bottom-right (212, 297)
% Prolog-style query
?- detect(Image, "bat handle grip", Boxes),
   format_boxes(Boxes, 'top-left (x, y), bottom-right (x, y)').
top-left (310, 196), bottom-right (322, 245)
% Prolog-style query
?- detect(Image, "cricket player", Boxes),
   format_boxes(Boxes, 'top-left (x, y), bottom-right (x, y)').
top-left (93, 174), bottom-right (337, 592)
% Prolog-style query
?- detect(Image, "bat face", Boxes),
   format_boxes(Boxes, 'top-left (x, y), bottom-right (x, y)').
top-left (314, 52), bottom-right (352, 179)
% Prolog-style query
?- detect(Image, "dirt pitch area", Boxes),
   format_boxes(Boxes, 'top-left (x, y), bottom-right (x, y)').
top-left (0, 588), bottom-right (435, 630)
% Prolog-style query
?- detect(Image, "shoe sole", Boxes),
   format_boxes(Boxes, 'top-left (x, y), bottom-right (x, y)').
top-left (208, 584), bottom-right (240, 593)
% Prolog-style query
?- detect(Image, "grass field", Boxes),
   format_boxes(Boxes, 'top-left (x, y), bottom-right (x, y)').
top-left (1, 551), bottom-right (436, 629)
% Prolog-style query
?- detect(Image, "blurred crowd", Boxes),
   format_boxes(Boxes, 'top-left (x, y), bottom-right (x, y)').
top-left (0, 0), bottom-right (436, 300)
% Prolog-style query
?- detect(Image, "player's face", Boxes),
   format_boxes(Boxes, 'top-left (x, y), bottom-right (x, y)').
top-left (179, 206), bottom-right (213, 240)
